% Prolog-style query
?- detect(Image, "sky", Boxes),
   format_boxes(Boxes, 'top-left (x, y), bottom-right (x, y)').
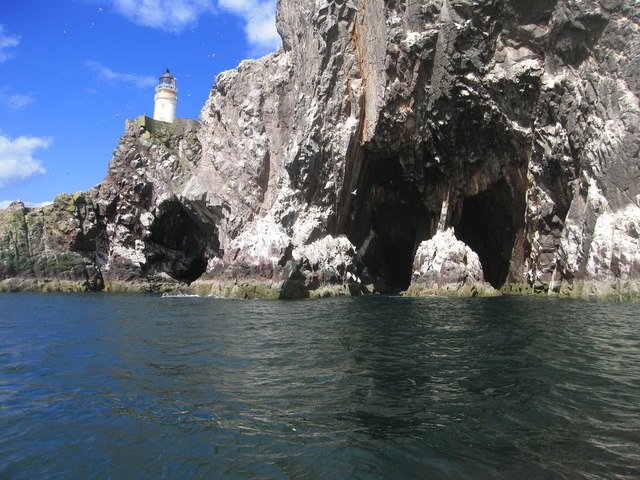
top-left (0, 0), bottom-right (280, 208)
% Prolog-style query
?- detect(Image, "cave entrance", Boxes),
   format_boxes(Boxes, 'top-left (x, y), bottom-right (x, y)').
top-left (150, 200), bottom-right (215, 283)
top-left (359, 209), bottom-right (419, 294)
top-left (345, 153), bottom-right (433, 294)
top-left (453, 178), bottom-right (524, 289)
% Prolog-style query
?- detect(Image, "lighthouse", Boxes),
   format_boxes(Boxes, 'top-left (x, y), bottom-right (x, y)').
top-left (153, 69), bottom-right (178, 123)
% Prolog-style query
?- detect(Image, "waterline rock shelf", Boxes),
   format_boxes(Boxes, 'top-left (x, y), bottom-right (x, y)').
top-left (1, 0), bottom-right (639, 301)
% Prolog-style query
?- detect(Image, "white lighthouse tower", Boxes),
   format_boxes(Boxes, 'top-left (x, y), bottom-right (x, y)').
top-left (153, 69), bottom-right (178, 123)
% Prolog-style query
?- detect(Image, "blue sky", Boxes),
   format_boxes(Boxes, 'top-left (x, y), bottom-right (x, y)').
top-left (0, 0), bottom-right (280, 208)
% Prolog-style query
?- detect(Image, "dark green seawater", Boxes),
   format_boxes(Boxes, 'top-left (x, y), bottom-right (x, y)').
top-left (1, 294), bottom-right (639, 479)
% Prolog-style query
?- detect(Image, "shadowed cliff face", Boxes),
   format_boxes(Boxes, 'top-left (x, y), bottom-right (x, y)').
top-left (2, 0), bottom-right (639, 298)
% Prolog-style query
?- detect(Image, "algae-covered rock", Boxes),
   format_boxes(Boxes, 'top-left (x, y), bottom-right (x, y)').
top-left (0, 198), bottom-right (102, 289)
top-left (0, 278), bottom-right (98, 293)
top-left (500, 283), bottom-right (534, 296)
top-left (189, 279), bottom-right (281, 299)
top-left (555, 280), bottom-right (640, 302)
top-left (404, 282), bottom-right (500, 298)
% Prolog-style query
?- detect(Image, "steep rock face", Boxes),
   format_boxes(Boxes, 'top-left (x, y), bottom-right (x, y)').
top-left (192, 0), bottom-right (639, 296)
top-left (93, 116), bottom-right (220, 286)
top-left (1, 0), bottom-right (639, 298)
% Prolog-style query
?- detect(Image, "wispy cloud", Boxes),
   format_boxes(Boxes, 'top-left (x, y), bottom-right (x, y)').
top-left (107, 0), bottom-right (215, 32)
top-left (0, 25), bottom-right (20, 63)
top-left (85, 60), bottom-right (156, 89)
top-left (0, 88), bottom-right (35, 109)
top-left (0, 135), bottom-right (51, 188)
top-left (219, 0), bottom-right (280, 52)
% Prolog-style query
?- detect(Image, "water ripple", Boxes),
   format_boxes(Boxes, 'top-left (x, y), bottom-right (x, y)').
top-left (0, 293), bottom-right (639, 479)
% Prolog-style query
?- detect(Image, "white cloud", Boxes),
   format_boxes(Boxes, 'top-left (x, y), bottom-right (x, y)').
top-left (108, 0), bottom-right (215, 32)
top-left (0, 25), bottom-right (20, 63)
top-left (85, 60), bottom-right (157, 89)
top-left (0, 135), bottom-right (50, 188)
top-left (219, 0), bottom-right (280, 52)
top-left (101, 0), bottom-right (280, 54)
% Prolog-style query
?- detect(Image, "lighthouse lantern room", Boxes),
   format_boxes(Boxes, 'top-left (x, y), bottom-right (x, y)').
top-left (153, 69), bottom-right (178, 123)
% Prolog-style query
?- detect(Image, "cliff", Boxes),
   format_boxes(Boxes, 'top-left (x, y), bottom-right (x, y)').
top-left (1, 0), bottom-right (639, 300)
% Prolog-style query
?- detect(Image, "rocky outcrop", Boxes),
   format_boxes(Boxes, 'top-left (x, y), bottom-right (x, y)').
top-left (1, 0), bottom-right (639, 300)
top-left (92, 116), bottom-right (219, 287)
top-left (0, 196), bottom-right (103, 292)
top-left (407, 228), bottom-right (500, 297)
top-left (0, 117), bottom-right (211, 293)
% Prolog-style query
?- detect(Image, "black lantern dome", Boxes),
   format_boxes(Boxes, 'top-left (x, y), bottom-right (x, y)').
top-left (157, 69), bottom-right (176, 91)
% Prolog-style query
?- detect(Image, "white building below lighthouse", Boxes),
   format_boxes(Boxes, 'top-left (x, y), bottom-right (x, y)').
top-left (153, 69), bottom-right (178, 123)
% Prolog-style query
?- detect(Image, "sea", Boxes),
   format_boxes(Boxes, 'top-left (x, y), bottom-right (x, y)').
top-left (0, 293), bottom-right (639, 479)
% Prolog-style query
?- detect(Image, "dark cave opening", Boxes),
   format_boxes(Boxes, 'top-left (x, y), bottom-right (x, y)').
top-left (182, 257), bottom-right (208, 283)
top-left (453, 178), bottom-right (524, 289)
top-left (346, 154), bottom-right (433, 294)
top-left (359, 217), bottom-right (418, 294)
top-left (378, 238), bottom-right (416, 292)
top-left (150, 200), bottom-right (211, 283)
